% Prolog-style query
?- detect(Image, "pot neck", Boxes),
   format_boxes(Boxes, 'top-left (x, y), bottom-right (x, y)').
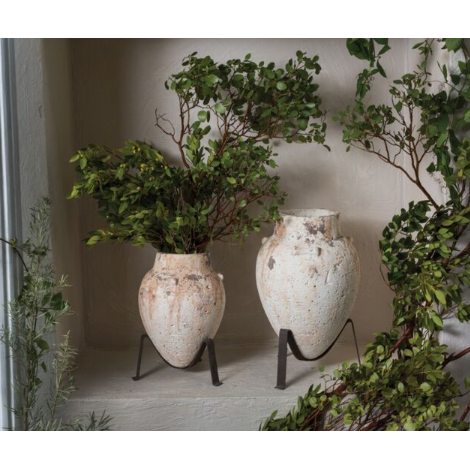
top-left (153, 252), bottom-right (211, 270)
top-left (278, 209), bottom-right (341, 241)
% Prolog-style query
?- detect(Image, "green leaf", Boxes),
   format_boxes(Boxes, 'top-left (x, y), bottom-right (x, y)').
top-left (227, 177), bottom-right (236, 185)
top-left (197, 110), bottom-right (208, 122)
top-left (87, 235), bottom-right (100, 246)
top-left (297, 118), bottom-right (308, 131)
top-left (420, 382), bottom-right (431, 392)
top-left (436, 113), bottom-right (449, 132)
top-left (445, 38), bottom-right (464, 52)
top-left (376, 61), bottom-right (387, 78)
top-left (119, 201), bottom-right (128, 214)
top-left (404, 422), bottom-right (416, 431)
top-left (206, 74), bottom-right (219, 85)
top-left (51, 292), bottom-right (65, 310)
top-left (36, 338), bottom-right (49, 351)
top-left (464, 109), bottom-right (470, 123)
top-left (215, 103), bottom-right (226, 114)
top-left (465, 376), bottom-right (470, 390)
top-left (276, 81), bottom-right (287, 91)
top-left (436, 133), bottom-right (447, 147)
top-left (431, 313), bottom-right (443, 328)
top-left (435, 290), bottom-right (447, 306)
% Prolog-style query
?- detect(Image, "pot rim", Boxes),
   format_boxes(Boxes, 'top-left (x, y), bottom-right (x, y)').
top-left (155, 251), bottom-right (210, 257)
top-left (280, 208), bottom-right (339, 219)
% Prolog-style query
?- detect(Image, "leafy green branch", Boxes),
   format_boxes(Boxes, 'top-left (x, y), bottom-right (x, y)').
top-left (69, 52), bottom-right (327, 254)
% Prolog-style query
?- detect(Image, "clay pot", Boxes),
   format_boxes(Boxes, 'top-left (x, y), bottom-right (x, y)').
top-left (138, 252), bottom-right (225, 368)
top-left (256, 209), bottom-right (360, 359)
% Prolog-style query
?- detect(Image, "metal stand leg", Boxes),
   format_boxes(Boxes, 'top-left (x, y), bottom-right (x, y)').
top-left (132, 334), bottom-right (149, 381)
top-left (275, 318), bottom-right (361, 390)
top-left (276, 329), bottom-right (289, 390)
top-left (132, 334), bottom-right (222, 387)
top-left (205, 338), bottom-right (222, 387)
top-left (347, 319), bottom-right (361, 366)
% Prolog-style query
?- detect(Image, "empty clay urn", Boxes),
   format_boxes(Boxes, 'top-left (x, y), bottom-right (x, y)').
top-left (138, 252), bottom-right (225, 368)
top-left (256, 209), bottom-right (360, 359)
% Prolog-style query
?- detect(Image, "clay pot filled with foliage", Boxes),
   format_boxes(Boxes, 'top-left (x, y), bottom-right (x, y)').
top-left (69, 51), bottom-right (327, 367)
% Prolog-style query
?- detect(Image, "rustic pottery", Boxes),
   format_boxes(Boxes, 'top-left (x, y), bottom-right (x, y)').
top-left (256, 209), bottom-right (360, 359)
top-left (138, 252), bottom-right (225, 368)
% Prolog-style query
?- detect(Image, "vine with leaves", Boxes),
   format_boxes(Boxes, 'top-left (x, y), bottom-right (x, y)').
top-left (262, 38), bottom-right (470, 431)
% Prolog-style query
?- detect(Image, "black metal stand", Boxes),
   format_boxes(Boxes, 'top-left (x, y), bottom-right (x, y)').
top-left (132, 334), bottom-right (222, 387)
top-left (276, 318), bottom-right (361, 390)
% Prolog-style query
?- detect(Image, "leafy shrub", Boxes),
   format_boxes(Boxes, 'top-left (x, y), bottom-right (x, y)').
top-left (69, 52), bottom-right (327, 253)
top-left (0, 198), bottom-right (111, 430)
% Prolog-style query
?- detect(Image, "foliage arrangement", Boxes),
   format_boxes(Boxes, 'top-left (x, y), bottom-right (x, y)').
top-left (0, 198), bottom-right (111, 430)
top-left (262, 39), bottom-right (470, 431)
top-left (69, 52), bottom-right (327, 253)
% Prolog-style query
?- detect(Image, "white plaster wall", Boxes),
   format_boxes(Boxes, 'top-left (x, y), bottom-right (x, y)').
top-left (14, 38), bottom-right (84, 348)
top-left (14, 39), bottom-right (49, 231)
top-left (42, 39), bottom-right (84, 348)
top-left (70, 39), bottom-right (418, 348)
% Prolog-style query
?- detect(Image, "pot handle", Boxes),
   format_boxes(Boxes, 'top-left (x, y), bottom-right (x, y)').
top-left (217, 273), bottom-right (224, 281)
top-left (261, 237), bottom-right (268, 245)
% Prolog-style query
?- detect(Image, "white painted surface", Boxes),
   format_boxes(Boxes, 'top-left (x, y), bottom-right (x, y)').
top-left (139, 253), bottom-right (225, 367)
top-left (63, 341), bottom-right (364, 430)
top-left (256, 209), bottom-right (359, 358)
top-left (70, 39), bottom-right (414, 348)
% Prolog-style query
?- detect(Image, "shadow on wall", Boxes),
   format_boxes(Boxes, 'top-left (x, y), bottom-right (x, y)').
top-left (70, 39), bottom-right (411, 349)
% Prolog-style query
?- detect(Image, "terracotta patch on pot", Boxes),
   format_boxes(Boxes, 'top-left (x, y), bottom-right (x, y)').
top-left (268, 256), bottom-right (276, 270)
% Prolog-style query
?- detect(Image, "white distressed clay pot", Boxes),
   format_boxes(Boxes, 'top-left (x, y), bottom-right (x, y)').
top-left (256, 209), bottom-right (360, 359)
top-left (138, 252), bottom-right (225, 368)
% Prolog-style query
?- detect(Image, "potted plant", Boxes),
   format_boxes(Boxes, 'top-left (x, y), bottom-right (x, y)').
top-left (69, 51), bottom-right (327, 367)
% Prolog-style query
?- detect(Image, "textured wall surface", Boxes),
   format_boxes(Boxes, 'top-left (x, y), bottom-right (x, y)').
top-left (42, 39), bottom-right (84, 347)
top-left (14, 39), bottom-right (85, 348)
top-left (14, 39), bottom-right (49, 231)
top-left (69, 39), bottom-right (423, 348)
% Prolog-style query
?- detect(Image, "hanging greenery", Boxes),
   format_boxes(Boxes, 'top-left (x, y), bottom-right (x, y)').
top-left (262, 39), bottom-right (470, 431)
top-left (68, 52), bottom-right (327, 253)
top-left (0, 198), bottom-right (111, 430)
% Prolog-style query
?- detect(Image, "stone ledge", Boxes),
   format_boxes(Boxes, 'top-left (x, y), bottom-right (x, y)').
top-left (64, 342), bottom-right (363, 430)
